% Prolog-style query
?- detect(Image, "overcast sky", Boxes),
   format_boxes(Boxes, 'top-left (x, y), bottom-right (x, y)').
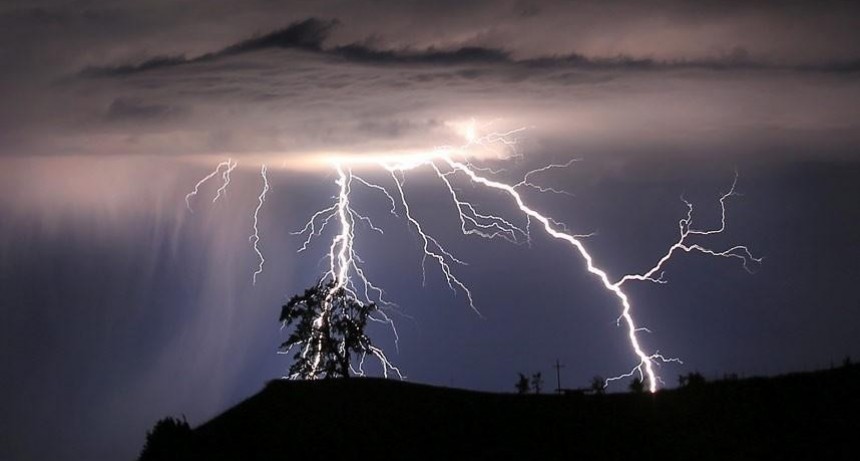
top-left (1, 1), bottom-right (859, 460)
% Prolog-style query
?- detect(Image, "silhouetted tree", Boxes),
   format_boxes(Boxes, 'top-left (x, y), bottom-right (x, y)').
top-left (590, 376), bottom-right (606, 395)
top-left (138, 416), bottom-right (193, 461)
top-left (629, 377), bottom-right (644, 393)
top-left (516, 373), bottom-right (530, 394)
top-left (679, 371), bottom-right (706, 389)
top-left (531, 372), bottom-right (543, 394)
top-left (279, 278), bottom-right (376, 379)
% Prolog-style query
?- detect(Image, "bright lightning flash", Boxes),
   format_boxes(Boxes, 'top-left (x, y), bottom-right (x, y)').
top-left (186, 124), bottom-right (759, 392)
top-left (184, 158), bottom-right (236, 212)
top-left (250, 164), bottom-right (270, 285)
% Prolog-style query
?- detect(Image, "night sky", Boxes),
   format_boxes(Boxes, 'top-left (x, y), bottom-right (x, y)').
top-left (2, 1), bottom-right (860, 459)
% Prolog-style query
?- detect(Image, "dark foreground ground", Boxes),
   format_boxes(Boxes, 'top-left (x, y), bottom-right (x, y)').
top-left (141, 364), bottom-right (858, 460)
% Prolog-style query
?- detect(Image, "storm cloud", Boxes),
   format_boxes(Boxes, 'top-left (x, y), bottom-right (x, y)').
top-left (1, 1), bottom-right (860, 160)
top-left (84, 16), bottom-right (860, 77)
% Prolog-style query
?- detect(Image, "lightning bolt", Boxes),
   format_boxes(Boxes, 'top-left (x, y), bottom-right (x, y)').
top-left (186, 160), bottom-right (272, 286)
top-left (212, 159), bottom-right (237, 203)
top-left (617, 173), bottom-right (761, 285)
top-left (300, 135), bottom-right (756, 391)
top-left (184, 158), bottom-right (234, 212)
top-left (250, 164), bottom-right (270, 285)
top-left (292, 163), bottom-right (403, 379)
top-left (187, 123), bottom-right (759, 392)
top-left (514, 159), bottom-right (579, 197)
top-left (439, 157), bottom-right (676, 392)
top-left (382, 165), bottom-right (477, 314)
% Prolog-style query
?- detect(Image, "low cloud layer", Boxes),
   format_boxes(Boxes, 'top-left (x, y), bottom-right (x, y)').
top-left (84, 17), bottom-right (860, 77)
top-left (0, 1), bottom-right (859, 161)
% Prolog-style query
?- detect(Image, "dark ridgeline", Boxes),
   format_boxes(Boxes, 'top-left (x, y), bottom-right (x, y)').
top-left (140, 364), bottom-right (858, 460)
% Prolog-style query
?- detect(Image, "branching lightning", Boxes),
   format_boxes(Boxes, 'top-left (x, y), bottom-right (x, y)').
top-left (185, 158), bottom-right (235, 212)
top-left (288, 163), bottom-right (404, 379)
top-left (250, 164), bottom-right (270, 285)
top-left (213, 159), bottom-right (237, 203)
top-left (185, 123), bottom-right (759, 392)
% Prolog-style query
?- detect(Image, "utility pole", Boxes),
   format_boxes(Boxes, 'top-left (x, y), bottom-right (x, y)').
top-left (553, 359), bottom-right (564, 394)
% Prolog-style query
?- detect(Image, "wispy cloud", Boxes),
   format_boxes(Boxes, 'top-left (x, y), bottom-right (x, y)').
top-left (82, 17), bottom-right (860, 78)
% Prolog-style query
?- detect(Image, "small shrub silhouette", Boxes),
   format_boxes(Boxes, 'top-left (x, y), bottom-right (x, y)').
top-left (679, 371), bottom-right (706, 389)
top-left (629, 377), bottom-right (645, 393)
top-left (531, 372), bottom-right (543, 394)
top-left (590, 376), bottom-right (606, 395)
top-left (515, 373), bottom-right (530, 394)
top-left (138, 416), bottom-right (194, 461)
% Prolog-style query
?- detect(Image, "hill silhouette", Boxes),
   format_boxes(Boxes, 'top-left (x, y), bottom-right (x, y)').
top-left (140, 364), bottom-right (858, 460)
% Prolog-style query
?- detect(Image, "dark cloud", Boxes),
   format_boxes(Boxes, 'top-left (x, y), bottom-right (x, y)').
top-left (330, 44), bottom-right (510, 65)
top-left (84, 55), bottom-right (189, 77)
top-left (81, 18), bottom-right (339, 77)
top-left (2, 1), bottom-right (860, 160)
top-left (82, 18), bottom-right (860, 79)
top-left (223, 17), bottom-right (338, 54)
top-left (80, 17), bottom-right (512, 77)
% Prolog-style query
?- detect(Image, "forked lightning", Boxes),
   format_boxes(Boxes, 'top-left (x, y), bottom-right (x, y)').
top-left (186, 124), bottom-right (759, 391)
